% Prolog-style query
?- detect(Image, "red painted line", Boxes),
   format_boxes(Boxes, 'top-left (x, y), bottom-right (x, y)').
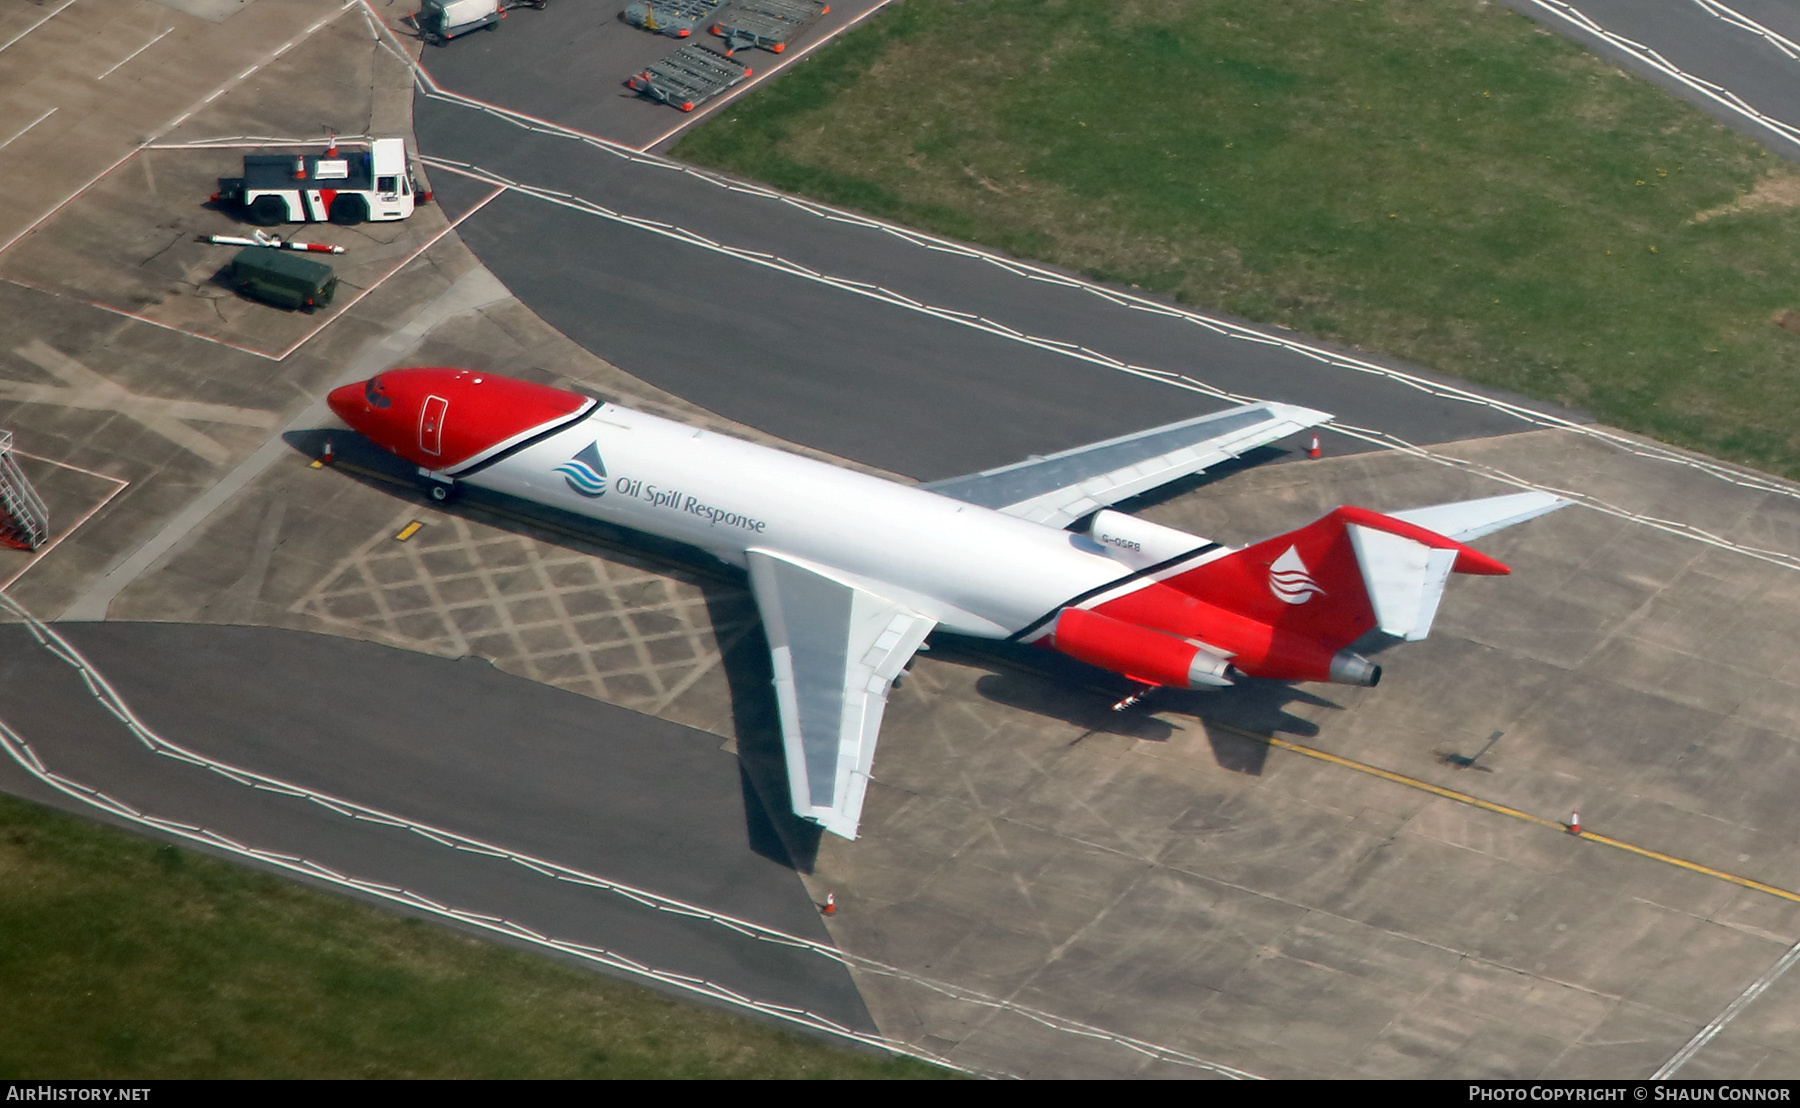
top-left (72, 294), bottom-right (279, 360)
top-left (0, 145), bottom-right (142, 258)
top-left (0, 465), bottom-right (130, 594)
top-left (267, 184), bottom-right (507, 362)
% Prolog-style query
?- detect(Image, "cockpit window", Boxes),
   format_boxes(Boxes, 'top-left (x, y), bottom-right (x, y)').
top-left (364, 377), bottom-right (391, 409)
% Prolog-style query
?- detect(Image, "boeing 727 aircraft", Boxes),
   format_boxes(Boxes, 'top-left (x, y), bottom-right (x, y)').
top-left (328, 368), bottom-right (1564, 839)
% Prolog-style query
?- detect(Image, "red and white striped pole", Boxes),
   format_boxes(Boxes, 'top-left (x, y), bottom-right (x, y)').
top-left (202, 234), bottom-right (344, 254)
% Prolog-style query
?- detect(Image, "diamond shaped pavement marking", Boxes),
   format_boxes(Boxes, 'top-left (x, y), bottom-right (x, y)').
top-left (290, 507), bottom-right (754, 714)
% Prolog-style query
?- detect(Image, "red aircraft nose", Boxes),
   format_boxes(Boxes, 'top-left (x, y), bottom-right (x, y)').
top-left (326, 368), bottom-right (593, 472)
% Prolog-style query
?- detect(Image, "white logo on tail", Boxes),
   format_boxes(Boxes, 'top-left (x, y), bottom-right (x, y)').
top-left (1269, 545), bottom-right (1326, 604)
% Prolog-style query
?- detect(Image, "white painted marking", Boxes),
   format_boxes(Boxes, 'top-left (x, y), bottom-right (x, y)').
top-left (384, 0), bottom-right (1800, 573)
top-left (423, 158), bottom-right (1800, 576)
top-left (202, 89), bottom-right (223, 103)
top-left (0, 0), bottom-right (77, 57)
top-left (396, 54), bottom-right (1800, 517)
top-left (0, 145), bottom-right (139, 257)
top-left (0, 108), bottom-right (54, 151)
top-left (97, 26), bottom-right (172, 80)
top-left (236, 65), bottom-right (258, 80)
top-left (1522, 0), bottom-right (1800, 151)
top-left (1691, 0), bottom-right (1800, 60)
top-left (1654, 936), bottom-right (1800, 1077)
top-left (3, 591), bottom-right (1260, 1079)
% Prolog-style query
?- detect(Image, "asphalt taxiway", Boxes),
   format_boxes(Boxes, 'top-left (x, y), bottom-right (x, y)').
top-left (0, 619), bottom-right (875, 1036)
top-left (1501, 0), bottom-right (1800, 163)
top-left (409, 98), bottom-right (1571, 481)
top-left (6, 0), bottom-right (1800, 1080)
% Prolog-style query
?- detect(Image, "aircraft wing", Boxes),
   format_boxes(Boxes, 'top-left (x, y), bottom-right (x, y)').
top-left (746, 549), bottom-right (936, 840)
top-left (919, 402), bottom-right (1332, 528)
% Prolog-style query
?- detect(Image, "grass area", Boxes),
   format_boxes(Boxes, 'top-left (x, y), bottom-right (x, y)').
top-left (676, 0), bottom-right (1800, 477)
top-left (0, 793), bottom-right (947, 1079)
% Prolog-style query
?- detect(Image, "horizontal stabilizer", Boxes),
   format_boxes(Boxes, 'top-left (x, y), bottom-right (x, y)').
top-left (1389, 491), bottom-right (1567, 544)
top-left (1347, 524), bottom-right (1460, 641)
top-left (922, 402), bottom-right (1331, 529)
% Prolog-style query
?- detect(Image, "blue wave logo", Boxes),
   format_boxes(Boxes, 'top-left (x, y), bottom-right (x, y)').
top-left (555, 442), bottom-right (608, 498)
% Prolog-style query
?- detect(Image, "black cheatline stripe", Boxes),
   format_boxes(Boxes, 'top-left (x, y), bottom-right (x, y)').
top-left (1006, 542), bottom-right (1223, 643)
top-left (447, 398), bottom-right (600, 478)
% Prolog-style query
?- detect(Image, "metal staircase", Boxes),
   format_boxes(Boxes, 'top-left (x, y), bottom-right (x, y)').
top-left (0, 432), bottom-right (49, 551)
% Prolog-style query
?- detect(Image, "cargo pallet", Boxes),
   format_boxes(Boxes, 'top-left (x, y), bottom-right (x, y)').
top-left (622, 0), bottom-right (723, 38)
top-left (626, 45), bottom-right (752, 112)
top-left (711, 0), bottom-right (828, 55)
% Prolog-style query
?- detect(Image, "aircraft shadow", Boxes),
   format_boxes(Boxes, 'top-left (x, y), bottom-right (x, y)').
top-left (284, 431), bottom-right (1347, 866)
top-left (282, 429), bottom-right (827, 871)
top-left (929, 636), bottom-right (1336, 777)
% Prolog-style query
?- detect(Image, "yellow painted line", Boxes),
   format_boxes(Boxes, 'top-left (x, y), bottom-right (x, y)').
top-left (394, 521), bottom-right (423, 542)
top-left (314, 456), bottom-right (1800, 907)
top-left (1577, 830), bottom-right (1800, 905)
top-left (1212, 724), bottom-right (1800, 906)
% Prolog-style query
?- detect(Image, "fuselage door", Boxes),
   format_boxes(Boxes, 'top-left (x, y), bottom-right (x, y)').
top-left (420, 394), bottom-right (448, 457)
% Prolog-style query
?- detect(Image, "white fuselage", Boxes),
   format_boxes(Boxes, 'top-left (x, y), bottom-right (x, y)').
top-left (463, 404), bottom-right (1134, 637)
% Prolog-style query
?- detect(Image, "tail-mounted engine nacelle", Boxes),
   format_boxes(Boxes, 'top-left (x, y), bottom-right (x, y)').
top-left (1051, 607), bottom-right (1234, 688)
top-left (1086, 510), bottom-right (1214, 571)
top-left (1051, 605), bottom-right (1383, 689)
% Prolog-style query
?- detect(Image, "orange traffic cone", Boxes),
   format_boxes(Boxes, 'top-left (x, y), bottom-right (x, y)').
top-left (1569, 810), bottom-right (1582, 836)
top-left (1307, 434), bottom-right (1322, 459)
top-left (821, 890), bottom-right (837, 916)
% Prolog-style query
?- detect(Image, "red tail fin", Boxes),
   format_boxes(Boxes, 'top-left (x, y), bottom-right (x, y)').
top-left (1160, 505), bottom-right (1507, 649)
top-left (1078, 505), bottom-right (1517, 685)
top-left (1163, 509), bottom-right (1378, 651)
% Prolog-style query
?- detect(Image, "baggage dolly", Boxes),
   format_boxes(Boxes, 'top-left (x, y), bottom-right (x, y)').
top-left (622, 0), bottom-right (724, 38)
top-left (626, 45), bottom-right (752, 112)
top-left (711, 0), bottom-right (827, 55)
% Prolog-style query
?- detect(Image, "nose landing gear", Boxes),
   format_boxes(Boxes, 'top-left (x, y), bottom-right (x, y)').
top-left (419, 469), bottom-right (457, 503)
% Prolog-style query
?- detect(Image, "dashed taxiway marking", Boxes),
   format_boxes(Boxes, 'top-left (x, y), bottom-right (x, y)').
top-left (0, 108), bottom-right (55, 152)
top-left (0, 0), bottom-right (77, 57)
top-left (97, 26), bottom-right (172, 80)
top-left (0, 0), bottom-right (361, 261)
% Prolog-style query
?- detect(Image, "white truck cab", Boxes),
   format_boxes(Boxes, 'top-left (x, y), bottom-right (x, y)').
top-left (215, 138), bottom-right (424, 227)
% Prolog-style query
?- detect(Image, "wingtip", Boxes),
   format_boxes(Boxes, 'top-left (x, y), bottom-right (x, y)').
top-left (1262, 401), bottom-right (1334, 428)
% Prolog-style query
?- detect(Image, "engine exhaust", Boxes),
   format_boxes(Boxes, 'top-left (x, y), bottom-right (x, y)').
top-left (1328, 651), bottom-right (1382, 687)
